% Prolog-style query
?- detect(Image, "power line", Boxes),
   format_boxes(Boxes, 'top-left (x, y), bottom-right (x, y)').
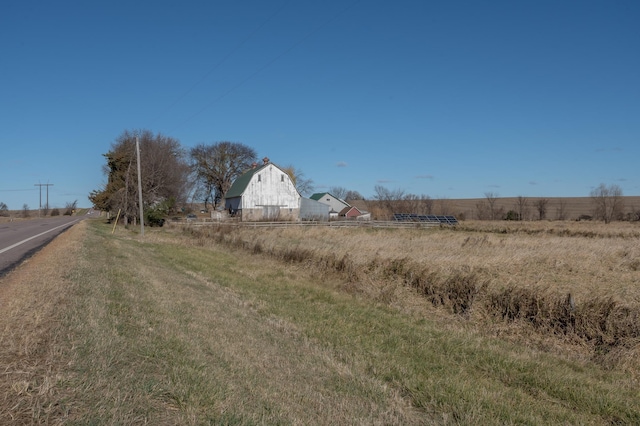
top-left (34, 183), bottom-right (53, 217)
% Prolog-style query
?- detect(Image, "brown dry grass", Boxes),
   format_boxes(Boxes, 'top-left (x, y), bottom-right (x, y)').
top-left (1, 220), bottom-right (428, 424)
top-left (2, 219), bottom-right (639, 423)
top-left (188, 220), bottom-right (640, 302)
top-left (181, 220), bottom-right (640, 372)
top-left (0, 221), bottom-right (84, 423)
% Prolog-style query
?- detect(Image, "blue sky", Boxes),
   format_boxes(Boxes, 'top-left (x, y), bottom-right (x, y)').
top-left (1, 0), bottom-right (638, 209)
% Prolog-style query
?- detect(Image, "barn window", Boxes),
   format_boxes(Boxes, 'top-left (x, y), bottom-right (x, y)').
top-left (281, 174), bottom-right (284, 182)
top-left (258, 174), bottom-right (261, 182)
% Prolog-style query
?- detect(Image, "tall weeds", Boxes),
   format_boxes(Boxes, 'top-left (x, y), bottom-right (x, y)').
top-left (178, 223), bottom-right (640, 368)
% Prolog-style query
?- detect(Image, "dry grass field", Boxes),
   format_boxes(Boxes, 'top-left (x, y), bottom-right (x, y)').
top-left (187, 219), bottom-right (640, 372)
top-left (1, 217), bottom-right (639, 423)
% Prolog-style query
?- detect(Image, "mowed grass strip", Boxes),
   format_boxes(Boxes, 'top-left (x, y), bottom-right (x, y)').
top-left (3, 220), bottom-right (639, 424)
top-left (57, 222), bottom-right (422, 424)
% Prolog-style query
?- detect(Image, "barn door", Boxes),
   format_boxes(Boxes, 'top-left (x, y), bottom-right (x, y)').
top-left (263, 206), bottom-right (280, 220)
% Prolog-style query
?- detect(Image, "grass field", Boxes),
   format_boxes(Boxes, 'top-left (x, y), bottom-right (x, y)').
top-left (1, 219), bottom-right (639, 424)
top-left (193, 220), bottom-right (640, 369)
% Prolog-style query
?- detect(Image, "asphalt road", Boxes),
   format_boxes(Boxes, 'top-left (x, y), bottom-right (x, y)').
top-left (0, 212), bottom-right (95, 277)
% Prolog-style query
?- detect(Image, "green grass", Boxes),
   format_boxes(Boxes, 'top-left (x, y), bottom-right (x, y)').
top-left (42, 221), bottom-right (640, 424)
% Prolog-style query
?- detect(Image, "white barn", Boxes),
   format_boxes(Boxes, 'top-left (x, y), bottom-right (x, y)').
top-left (224, 159), bottom-right (301, 221)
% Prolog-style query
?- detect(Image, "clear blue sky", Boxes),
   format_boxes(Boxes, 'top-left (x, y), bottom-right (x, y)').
top-left (1, 0), bottom-right (639, 209)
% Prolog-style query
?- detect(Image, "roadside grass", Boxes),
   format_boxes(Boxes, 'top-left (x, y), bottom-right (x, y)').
top-left (2, 219), bottom-right (639, 424)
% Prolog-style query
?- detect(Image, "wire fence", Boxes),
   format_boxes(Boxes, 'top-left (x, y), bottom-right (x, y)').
top-left (170, 219), bottom-right (444, 229)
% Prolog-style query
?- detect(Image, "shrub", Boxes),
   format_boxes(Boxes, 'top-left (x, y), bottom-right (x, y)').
top-left (503, 210), bottom-right (520, 221)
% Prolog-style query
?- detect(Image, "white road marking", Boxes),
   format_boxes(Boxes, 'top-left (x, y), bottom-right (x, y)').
top-left (0, 219), bottom-right (80, 255)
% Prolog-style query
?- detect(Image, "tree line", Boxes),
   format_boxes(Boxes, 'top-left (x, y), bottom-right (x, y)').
top-left (366, 185), bottom-right (634, 223)
top-left (471, 185), bottom-right (631, 222)
top-left (0, 200), bottom-right (78, 218)
top-left (88, 129), bottom-right (313, 226)
top-left (87, 129), bottom-right (634, 225)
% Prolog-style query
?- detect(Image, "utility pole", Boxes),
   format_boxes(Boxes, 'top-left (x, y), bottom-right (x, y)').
top-left (34, 182), bottom-right (53, 217)
top-left (136, 136), bottom-right (144, 236)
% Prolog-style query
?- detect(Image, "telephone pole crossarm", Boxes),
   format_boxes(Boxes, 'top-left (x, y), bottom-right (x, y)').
top-left (34, 183), bottom-right (54, 216)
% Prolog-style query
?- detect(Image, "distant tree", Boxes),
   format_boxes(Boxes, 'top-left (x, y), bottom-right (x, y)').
top-left (421, 195), bottom-right (434, 215)
top-left (330, 186), bottom-right (363, 201)
top-left (555, 199), bottom-right (568, 221)
top-left (50, 208), bottom-right (60, 216)
top-left (484, 192), bottom-right (500, 220)
top-left (515, 196), bottom-right (529, 221)
top-left (590, 183), bottom-right (624, 224)
top-left (399, 194), bottom-right (434, 215)
top-left (22, 204), bottom-right (30, 218)
top-left (503, 210), bottom-right (520, 220)
top-left (435, 197), bottom-right (452, 216)
top-left (475, 200), bottom-right (489, 220)
top-left (283, 165), bottom-right (314, 196)
top-left (373, 185), bottom-right (406, 217)
top-left (344, 190), bottom-right (364, 201)
top-left (190, 141), bottom-right (257, 210)
top-left (534, 198), bottom-right (549, 220)
top-left (90, 129), bottom-right (190, 225)
top-left (329, 186), bottom-right (348, 199)
top-left (64, 200), bottom-right (78, 216)
top-left (0, 202), bottom-right (8, 217)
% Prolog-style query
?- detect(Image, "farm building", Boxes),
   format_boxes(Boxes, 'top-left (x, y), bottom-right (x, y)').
top-left (300, 197), bottom-right (330, 221)
top-left (310, 192), bottom-right (350, 214)
top-left (224, 158), bottom-right (332, 222)
top-left (339, 206), bottom-right (370, 220)
top-left (224, 158), bottom-right (301, 221)
top-left (310, 192), bottom-right (371, 220)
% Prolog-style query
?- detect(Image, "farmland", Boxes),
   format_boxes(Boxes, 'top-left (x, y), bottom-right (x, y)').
top-left (1, 218), bottom-right (639, 424)
top-left (182, 220), bottom-right (640, 370)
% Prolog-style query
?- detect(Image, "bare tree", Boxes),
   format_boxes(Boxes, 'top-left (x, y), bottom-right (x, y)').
top-left (22, 204), bottom-right (30, 218)
top-left (555, 199), bottom-right (568, 221)
top-left (484, 192), bottom-right (499, 220)
top-left (534, 198), bottom-right (549, 220)
top-left (190, 141), bottom-right (257, 210)
top-left (345, 190), bottom-right (364, 201)
top-left (436, 197), bottom-right (452, 216)
top-left (515, 196), bottom-right (529, 221)
top-left (329, 186), bottom-right (348, 199)
top-left (64, 200), bottom-right (78, 216)
top-left (590, 183), bottom-right (624, 224)
top-left (475, 201), bottom-right (489, 220)
top-left (331, 187), bottom-right (363, 201)
top-left (372, 185), bottom-right (406, 219)
top-left (283, 165), bottom-right (314, 196)
top-left (0, 202), bottom-right (8, 217)
top-left (422, 195), bottom-right (434, 215)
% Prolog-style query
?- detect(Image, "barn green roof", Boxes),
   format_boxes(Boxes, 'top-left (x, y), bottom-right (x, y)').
top-left (309, 192), bottom-right (329, 201)
top-left (224, 165), bottom-right (266, 199)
